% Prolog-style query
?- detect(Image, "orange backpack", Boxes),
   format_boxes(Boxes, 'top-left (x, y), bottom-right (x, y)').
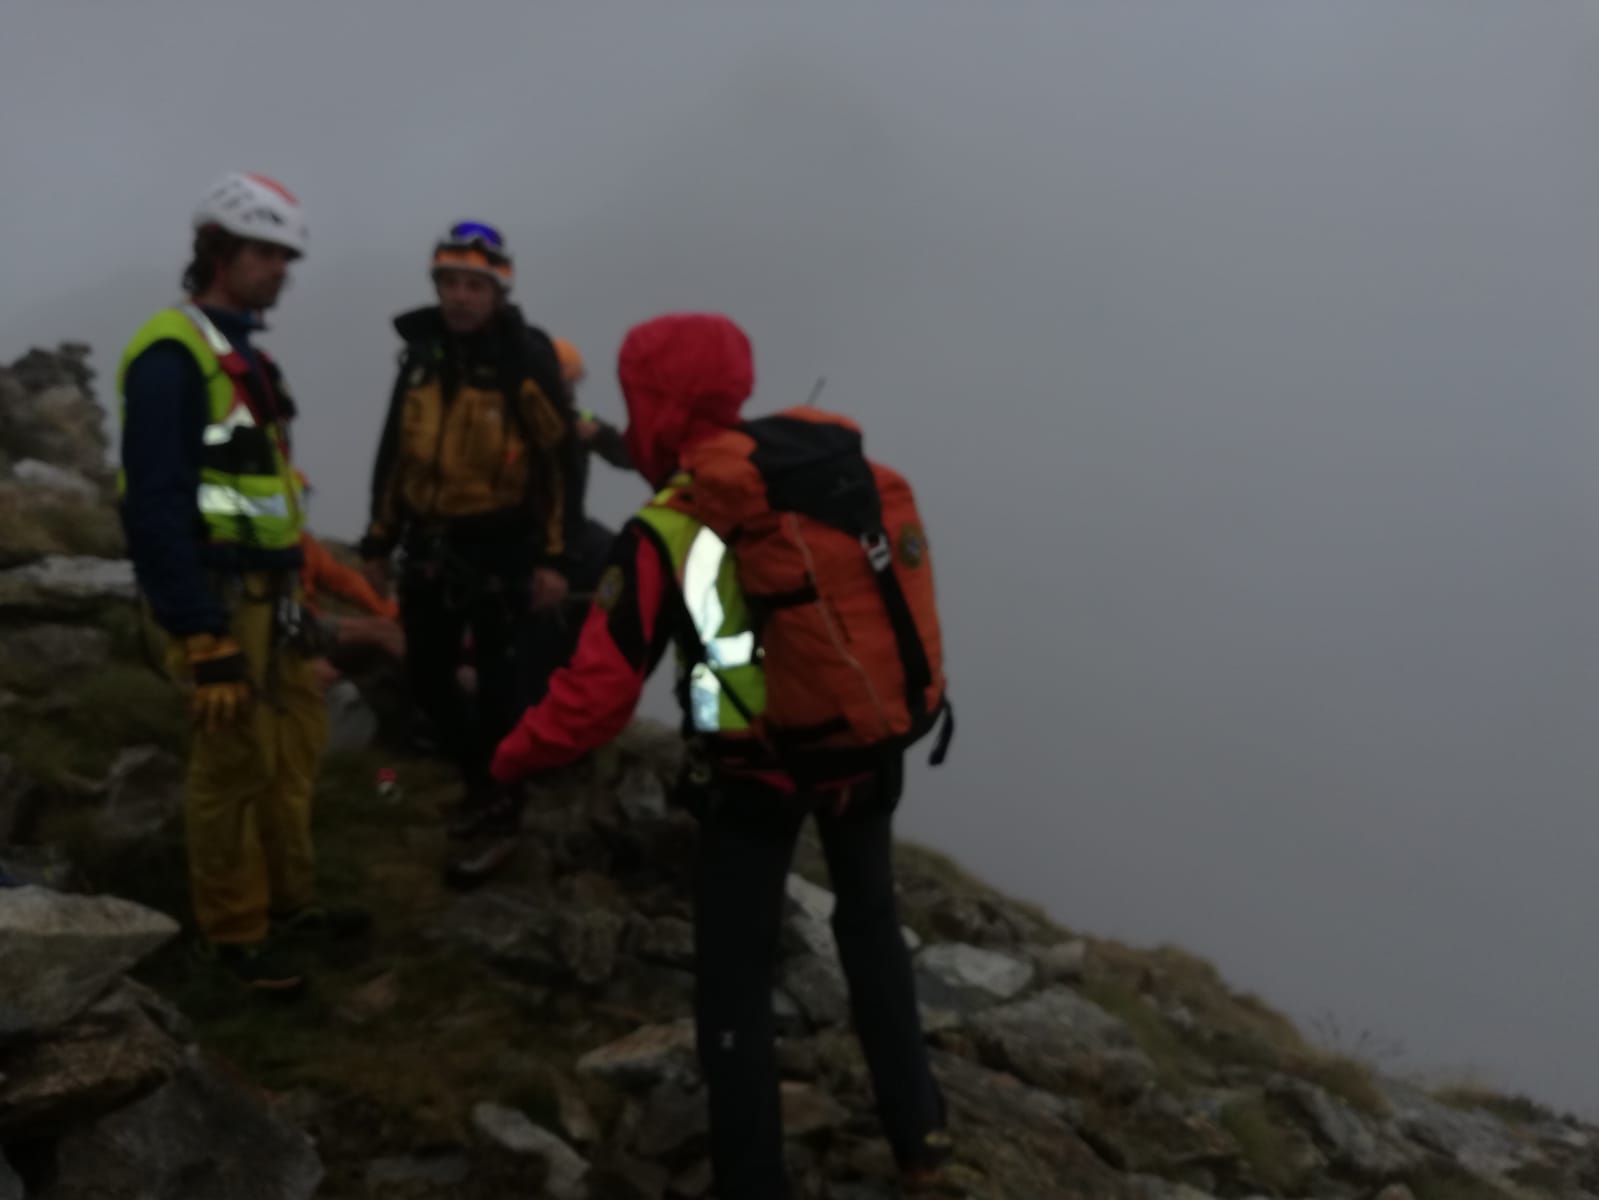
top-left (668, 406), bottom-right (953, 784)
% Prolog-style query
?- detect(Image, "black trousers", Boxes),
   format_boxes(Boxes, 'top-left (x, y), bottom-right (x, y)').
top-left (520, 518), bottom-right (616, 709)
top-left (693, 773), bottom-right (946, 1198)
top-left (399, 541), bottom-right (535, 796)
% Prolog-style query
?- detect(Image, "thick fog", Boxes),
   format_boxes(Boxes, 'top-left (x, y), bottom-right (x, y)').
top-left (6, 1), bottom-right (1599, 1111)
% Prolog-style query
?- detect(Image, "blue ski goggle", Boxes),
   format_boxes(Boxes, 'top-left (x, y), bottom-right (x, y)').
top-left (443, 220), bottom-right (507, 257)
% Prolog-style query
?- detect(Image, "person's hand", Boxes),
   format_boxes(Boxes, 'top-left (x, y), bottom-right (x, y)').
top-left (531, 567), bottom-right (569, 611)
top-left (361, 558), bottom-right (392, 599)
top-left (575, 416), bottom-right (600, 443)
top-left (184, 634), bottom-right (252, 732)
top-left (310, 657), bottom-right (342, 691)
top-left (373, 620), bottom-right (406, 659)
top-left (338, 616), bottom-right (407, 660)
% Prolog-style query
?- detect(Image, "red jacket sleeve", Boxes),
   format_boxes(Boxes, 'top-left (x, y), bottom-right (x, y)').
top-left (492, 523), bottom-right (672, 782)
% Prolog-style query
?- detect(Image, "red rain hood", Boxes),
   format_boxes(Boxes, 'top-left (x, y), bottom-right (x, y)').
top-left (619, 313), bottom-right (753, 487)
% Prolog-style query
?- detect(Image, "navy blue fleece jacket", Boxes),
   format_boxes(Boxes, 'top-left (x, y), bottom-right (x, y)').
top-left (118, 306), bottom-right (302, 637)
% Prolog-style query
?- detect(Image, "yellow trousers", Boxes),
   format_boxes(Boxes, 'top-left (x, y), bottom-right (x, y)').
top-left (163, 573), bottom-right (328, 944)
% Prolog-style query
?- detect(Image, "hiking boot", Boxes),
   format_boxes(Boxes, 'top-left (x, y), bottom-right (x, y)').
top-left (442, 835), bottom-right (521, 891)
top-left (196, 938), bottom-right (307, 995)
top-left (445, 787), bottom-right (523, 840)
top-left (444, 804), bottom-right (488, 840)
top-left (271, 904), bottom-right (373, 940)
top-left (899, 1131), bottom-right (958, 1196)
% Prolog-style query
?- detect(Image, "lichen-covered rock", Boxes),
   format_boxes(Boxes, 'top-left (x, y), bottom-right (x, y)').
top-left (577, 1020), bottom-right (699, 1090)
top-left (12, 459), bottom-right (99, 501)
top-left (970, 987), bottom-right (1157, 1101)
top-left (1268, 1077), bottom-right (1424, 1181)
top-left (916, 942), bottom-right (1036, 1013)
top-left (927, 1049), bottom-right (1135, 1199)
top-left (472, 1102), bottom-right (589, 1199)
top-left (42, 1046), bottom-right (322, 1200)
top-left (0, 981), bottom-right (182, 1139)
top-left (1378, 1080), bottom-right (1537, 1180)
top-left (0, 556), bottom-right (136, 616)
top-left (0, 347), bottom-right (110, 483)
top-left (0, 886), bottom-right (178, 1037)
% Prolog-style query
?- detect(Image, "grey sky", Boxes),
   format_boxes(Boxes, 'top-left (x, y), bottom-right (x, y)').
top-left (6, 1), bottom-right (1599, 1110)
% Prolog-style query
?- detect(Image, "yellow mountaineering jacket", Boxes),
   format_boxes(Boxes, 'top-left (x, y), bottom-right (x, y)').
top-left (361, 304), bottom-right (582, 563)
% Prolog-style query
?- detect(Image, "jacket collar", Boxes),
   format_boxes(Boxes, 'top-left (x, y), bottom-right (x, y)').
top-left (195, 304), bottom-right (263, 346)
top-left (392, 302), bottom-right (529, 348)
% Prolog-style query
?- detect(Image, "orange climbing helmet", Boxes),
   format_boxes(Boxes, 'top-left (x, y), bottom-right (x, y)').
top-left (553, 337), bottom-right (585, 385)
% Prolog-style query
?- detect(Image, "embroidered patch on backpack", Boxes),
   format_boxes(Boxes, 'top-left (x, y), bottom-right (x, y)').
top-left (898, 524), bottom-right (927, 568)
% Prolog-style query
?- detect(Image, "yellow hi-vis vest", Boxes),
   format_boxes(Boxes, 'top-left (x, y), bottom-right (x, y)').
top-left (116, 305), bottom-right (304, 551)
top-left (634, 484), bottom-right (766, 738)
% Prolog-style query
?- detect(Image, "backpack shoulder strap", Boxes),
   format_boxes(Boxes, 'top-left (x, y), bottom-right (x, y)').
top-left (859, 524), bottom-right (952, 763)
top-left (520, 325), bottom-right (570, 413)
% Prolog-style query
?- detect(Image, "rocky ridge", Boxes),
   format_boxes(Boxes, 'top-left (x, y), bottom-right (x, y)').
top-left (0, 344), bottom-right (1594, 1199)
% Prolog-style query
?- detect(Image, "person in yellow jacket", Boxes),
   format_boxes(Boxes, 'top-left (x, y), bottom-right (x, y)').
top-left (359, 221), bottom-right (584, 837)
top-left (117, 173), bottom-right (369, 994)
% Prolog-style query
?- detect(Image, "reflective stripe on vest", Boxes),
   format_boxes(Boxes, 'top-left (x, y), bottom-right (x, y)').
top-left (197, 484), bottom-right (292, 520)
top-left (201, 397), bottom-right (260, 446)
top-left (681, 525), bottom-right (758, 732)
top-left (180, 302), bottom-right (233, 356)
top-left (636, 493), bottom-right (766, 736)
top-left (182, 305), bottom-right (275, 470)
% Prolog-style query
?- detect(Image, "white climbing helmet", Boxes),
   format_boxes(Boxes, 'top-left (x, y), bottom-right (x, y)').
top-left (192, 172), bottom-right (308, 257)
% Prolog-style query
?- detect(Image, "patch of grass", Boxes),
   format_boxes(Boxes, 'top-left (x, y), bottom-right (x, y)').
top-left (894, 841), bottom-right (989, 895)
top-left (0, 661), bottom-right (185, 785)
top-left (126, 745), bottom-right (622, 1159)
top-left (175, 950), bottom-right (561, 1137)
top-left (1081, 940), bottom-right (1392, 1117)
top-left (1508, 1161), bottom-right (1570, 1192)
top-left (891, 839), bottom-right (1065, 943)
top-left (1219, 1095), bottom-right (1313, 1195)
top-left (307, 749), bottom-right (471, 902)
top-left (75, 662), bottom-right (188, 752)
top-left (0, 723), bottom-right (91, 789)
top-left (1306, 1010), bottom-right (1405, 1068)
top-left (97, 601), bottom-right (159, 663)
top-left (1087, 940), bottom-right (1310, 1079)
top-left (1078, 978), bottom-right (1192, 1089)
top-left (1297, 1051), bottom-right (1389, 1117)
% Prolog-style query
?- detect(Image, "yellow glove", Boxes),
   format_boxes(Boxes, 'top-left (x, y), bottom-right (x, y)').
top-left (184, 634), bottom-right (251, 732)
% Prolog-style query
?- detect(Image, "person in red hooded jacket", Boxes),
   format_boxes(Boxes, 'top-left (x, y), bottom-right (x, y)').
top-left (490, 313), bottom-right (954, 1198)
